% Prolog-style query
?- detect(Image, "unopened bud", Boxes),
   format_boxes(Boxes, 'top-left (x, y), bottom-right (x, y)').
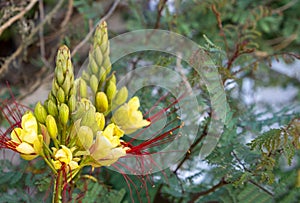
top-left (103, 57), bottom-right (111, 73)
top-left (57, 87), bottom-right (65, 103)
top-left (114, 86), bottom-right (128, 106)
top-left (77, 126), bottom-right (93, 149)
top-left (68, 94), bottom-right (76, 112)
top-left (34, 102), bottom-right (47, 124)
top-left (47, 100), bottom-right (58, 117)
top-left (95, 92), bottom-right (108, 113)
top-left (62, 74), bottom-right (71, 95)
top-left (80, 108), bottom-right (95, 127)
top-left (90, 74), bottom-right (98, 94)
top-left (94, 46), bottom-right (103, 67)
top-left (89, 54), bottom-right (99, 75)
top-left (82, 70), bottom-right (90, 81)
top-left (46, 115), bottom-right (58, 139)
top-left (55, 65), bottom-right (64, 85)
top-left (40, 124), bottom-right (50, 146)
top-left (106, 81), bottom-right (116, 101)
top-left (95, 112), bottom-right (105, 130)
top-left (79, 78), bottom-right (88, 98)
top-left (99, 66), bottom-right (107, 85)
top-left (59, 103), bottom-right (69, 125)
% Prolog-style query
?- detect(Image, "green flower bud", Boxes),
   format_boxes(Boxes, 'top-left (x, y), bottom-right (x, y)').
top-left (89, 53), bottom-right (99, 75)
top-left (76, 126), bottom-right (93, 150)
top-left (114, 86), bottom-right (128, 106)
top-left (55, 65), bottom-right (64, 85)
top-left (94, 46), bottom-right (103, 67)
top-left (95, 112), bottom-right (105, 130)
top-left (57, 87), bottom-right (65, 104)
top-left (90, 74), bottom-right (98, 94)
top-left (46, 115), bottom-right (58, 139)
top-left (106, 81), bottom-right (116, 101)
top-left (103, 57), bottom-right (111, 73)
top-left (47, 100), bottom-right (58, 117)
top-left (80, 108), bottom-right (95, 127)
top-left (56, 45), bottom-right (70, 73)
top-left (62, 74), bottom-right (71, 95)
top-left (48, 92), bottom-right (57, 105)
top-left (69, 86), bottom-right (76, 97)
top-left (99, 66), bottom-right (107, 85)
top-left (82, 70), bottom-right (90, 81)
top-left (59, 103), bottom-right (69, 125)
top-left (95, 92), bottom-right (108, 113)
top-left (34, 102), bottom-right (48, 124)
top-left (68, 94), bottom-right (76, 112)
top-left (79, 78), bottom-right (88, 98)
top-left (40, 124), bottom-right (50, 146)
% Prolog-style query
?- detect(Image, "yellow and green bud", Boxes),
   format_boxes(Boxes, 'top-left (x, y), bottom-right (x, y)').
top-left (76, 126), bottom-right (93, 150)
top-left (106, 81), bottom-right (116, 102)
top-left (79, 78), bottom-right (88, 98)
top-left (68, 94), bottom-right (76, 112)
top-left (90, 74), bottom-right (98, 94)
top-left (113, 86), bottom-right (128, 107)
top-left (34, 102), bottom-right (47, 124)
top-left (47, 100), bottom-right (58, 117)
top-left (46, 115), bottom-right (58, 139)
top-left (57, 87), bottom-right (65, 104)
top-left (95, 92), bottom-right (108, 113)
top-left (94, 46), bottom-right (103, 67)
top-left (95, 112), bottom-right (105, 130)
top-left (59, 103), bottom-right (69, 125)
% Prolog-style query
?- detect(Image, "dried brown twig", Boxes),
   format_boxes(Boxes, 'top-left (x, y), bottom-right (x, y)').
top-left (71, 0), bottom-right (121, 56)
top-left (0, 0), bottom-right (65, 78)
top-left (0, 0), bottom-right (39, 36)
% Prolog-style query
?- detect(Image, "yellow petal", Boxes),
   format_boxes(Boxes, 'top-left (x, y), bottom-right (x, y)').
top-left (16, 142), bottom-right (35, 154)
top-left (20, 154), bottom-right (38, 160)
top-left (11, 128), bottom-right (22, 143)
top-left (21, 112), bottom-right (38, 132)
top-left (23, 130), bottom-right (38, 144)
top-left (128, 96), bottom-right (140, 111)
top-left (69, 161), bottom-right (79, 170)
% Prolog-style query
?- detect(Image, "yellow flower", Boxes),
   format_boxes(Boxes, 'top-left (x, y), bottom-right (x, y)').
top-left (87, 124), bottom-right (127, 167)
top-left (111, 96), bottom-right (150, 134)
top-left (10, 112), bottom-right (43, 160)
top-left (103, 123), bottom-right (124, 147)
top-left (52, 145), bottom-right (79, 171)
top-left (89, 131), bottom-right (127, 167)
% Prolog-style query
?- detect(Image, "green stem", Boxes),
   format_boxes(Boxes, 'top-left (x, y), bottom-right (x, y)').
top-left (61, 125), bottom-right (67, 145)
top-left (53, 170), bottom-right (63, 203)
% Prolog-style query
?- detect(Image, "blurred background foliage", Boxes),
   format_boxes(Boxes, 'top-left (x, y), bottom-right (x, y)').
top-left (0, 0), bottom-right (300, 202)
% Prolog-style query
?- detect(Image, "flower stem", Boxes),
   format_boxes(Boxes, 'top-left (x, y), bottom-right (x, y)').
top-left (53, 169), bottom-right (63, 203)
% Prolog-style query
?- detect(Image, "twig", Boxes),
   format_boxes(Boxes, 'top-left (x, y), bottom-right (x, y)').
top-left (0, 0), bottom-right (65, 78)
top-left (211, 4), bottom-right (229, 55)
top-left (174, 118), bottom-right (209, 173)
top-left (248, 180), bottom-right (274, 196)
top-left (0, 0), bottom-right (39, 36)
top-left (188, 177), bottom-right (228, 203)
top-left (71, 0), bottom-right (121, 57)
top-left (60, 0), bottom-right (74, 28)
top-left (272, 0), bottom-right (298, 15)
top-left (154, 0), bottom-right (168, 29)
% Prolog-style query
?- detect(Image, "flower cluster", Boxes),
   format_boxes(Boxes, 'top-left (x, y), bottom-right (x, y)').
top-left (0, 21), bottom-right (153, 202)
top-left (0, 21), bottom-right (186, 203)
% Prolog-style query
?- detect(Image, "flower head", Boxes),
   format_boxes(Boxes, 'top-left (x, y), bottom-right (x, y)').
top-left (52, 145), bottom-right (79, 171)
top-left (112, 97), bottom-right (150, 134)
top-left (88, 123), bottom-right (127, 167)
top-left (10, 111), bottom-right (43, 160)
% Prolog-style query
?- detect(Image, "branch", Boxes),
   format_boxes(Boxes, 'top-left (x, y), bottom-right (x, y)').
top-left (174, 117), bottom-right (210, 173)
top-left (188, 178), bottom-right (228, 203)
top-left (0, 0), bottom-right (39, 36)
top-left (0, 0), bottom-right (65, 78)
top-left (154, 0), bottom-right (168, 29)
top-left (71, 0), bottom-right (121, 56)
